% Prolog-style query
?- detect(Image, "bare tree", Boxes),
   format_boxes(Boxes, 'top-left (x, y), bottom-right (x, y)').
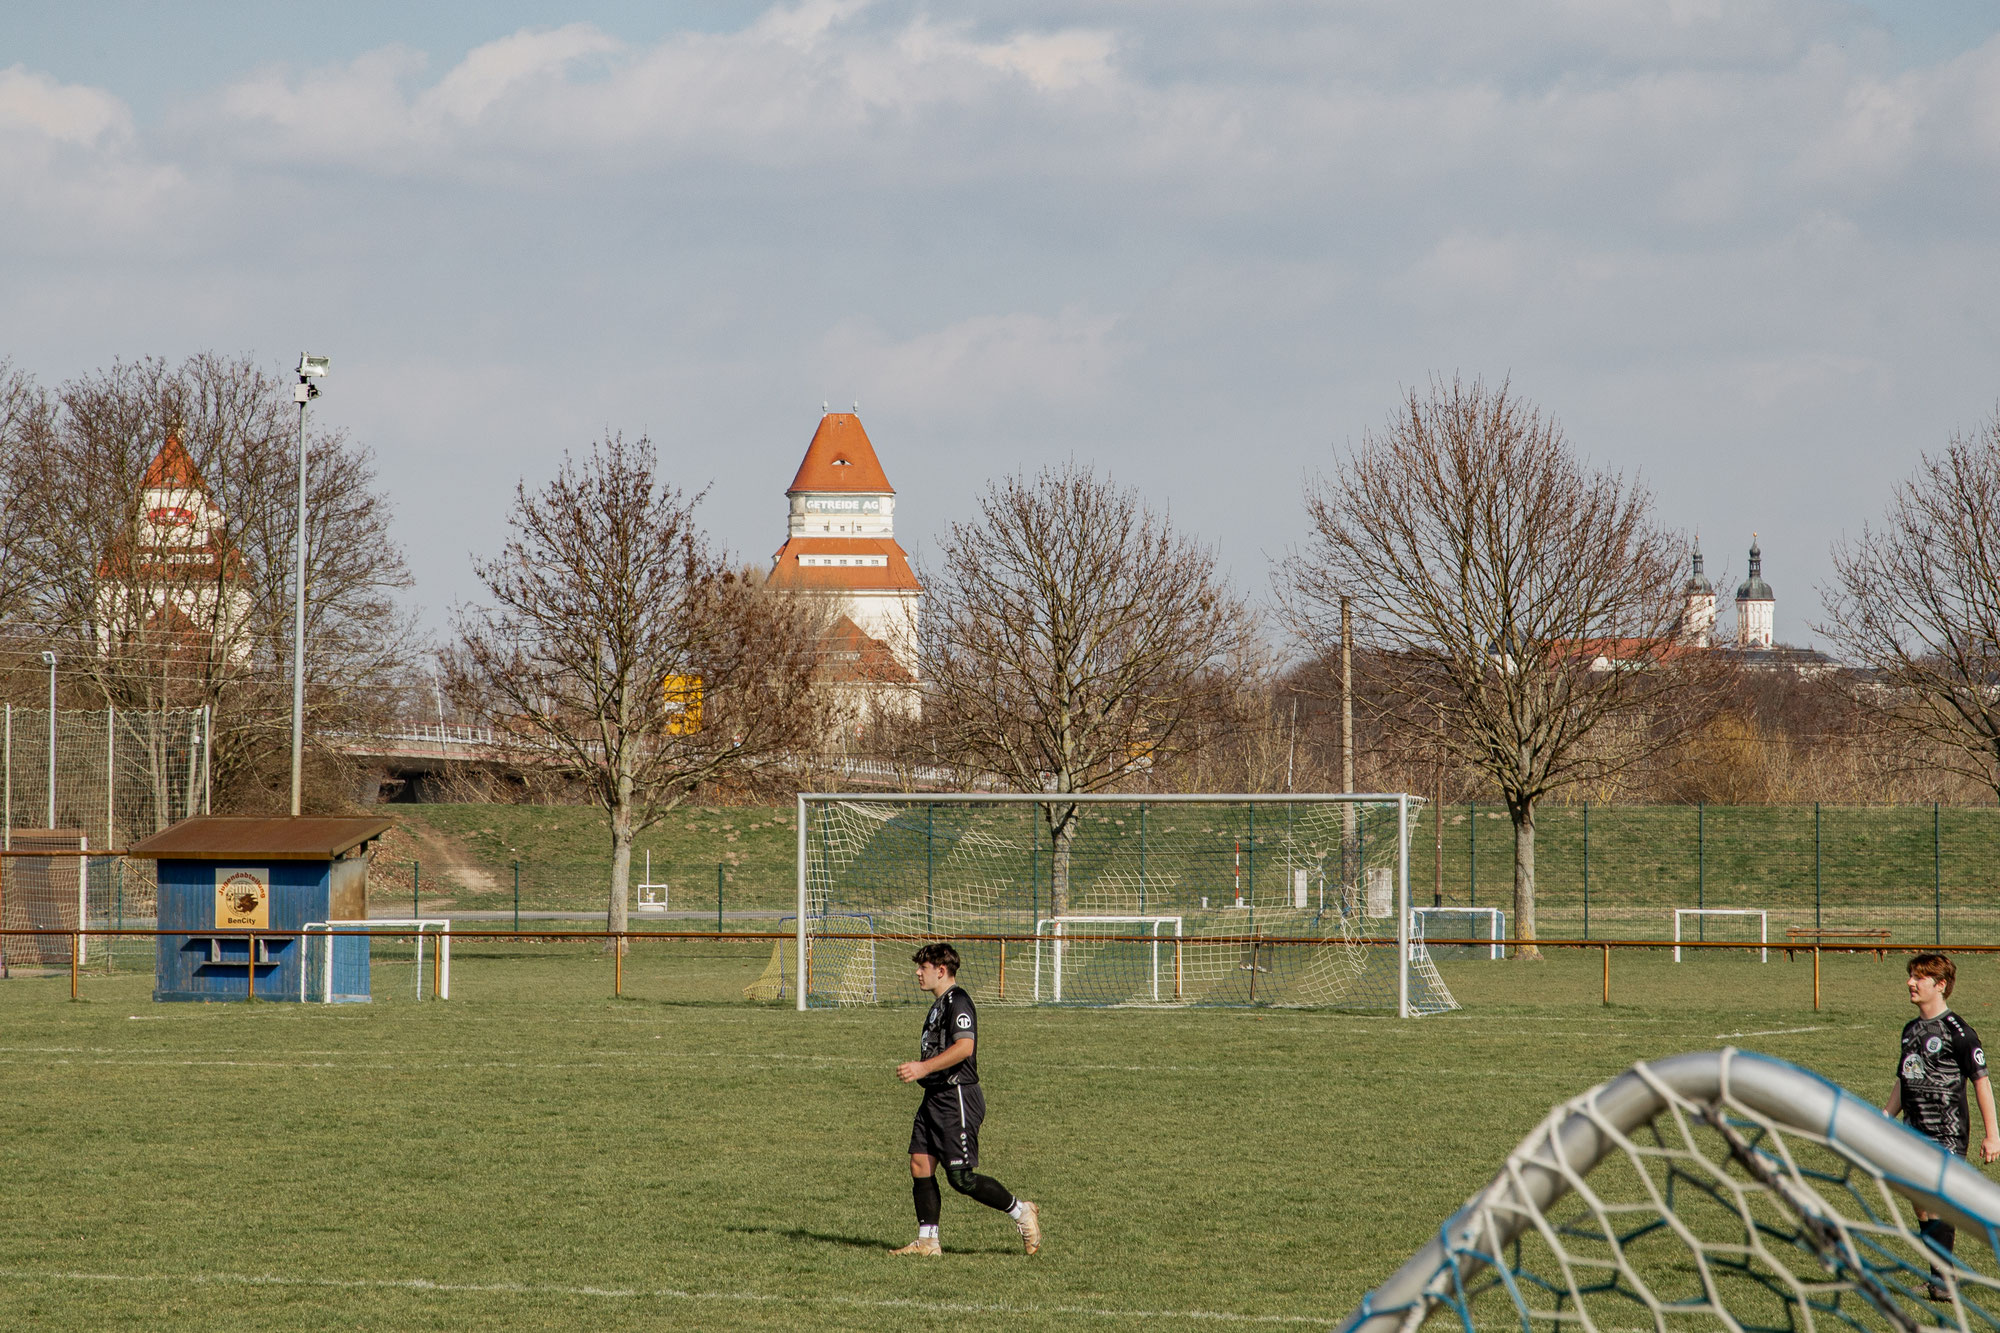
top-left (922, 464), bottom-right (1250, 915)
top-left (451, 434), bottom-right (828, 941)
top-left (1821, 414), bottom-right (2000, 798)
top-left (1, 354), bottom-right (414, 813)
top-left (1279, 377), bottom-right (1714, 957)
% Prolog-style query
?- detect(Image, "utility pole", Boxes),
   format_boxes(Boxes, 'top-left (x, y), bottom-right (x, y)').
top-left (290, 354), bottom-right (328, 816)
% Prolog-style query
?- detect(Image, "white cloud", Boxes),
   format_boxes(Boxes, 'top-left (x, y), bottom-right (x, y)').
top-left (817, 308), bottom-right (1124, 414)
top-left (0, 64), bottom-right (131, 144)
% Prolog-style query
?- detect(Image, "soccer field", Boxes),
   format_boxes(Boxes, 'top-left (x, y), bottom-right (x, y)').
top-left (0, 945), bottom-right (1981, 1331)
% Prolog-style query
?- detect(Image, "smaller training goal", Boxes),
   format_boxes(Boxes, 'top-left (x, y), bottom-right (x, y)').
top-left (301, 919), bottom-right (451, 1002)
top-left (1410, 906), bottom-right (1506, 960)
top-left (1035, 916), bottom-right (1184, 1004)
top-left (1673, 908), bottom-right (1767, 962)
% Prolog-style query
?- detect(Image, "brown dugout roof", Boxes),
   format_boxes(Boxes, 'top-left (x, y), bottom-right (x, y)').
top-left (126, 816), bottom-right (395, 861)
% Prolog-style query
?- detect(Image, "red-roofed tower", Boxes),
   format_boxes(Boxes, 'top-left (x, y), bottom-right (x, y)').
top-left (769, 410), bottom-right (921, 705)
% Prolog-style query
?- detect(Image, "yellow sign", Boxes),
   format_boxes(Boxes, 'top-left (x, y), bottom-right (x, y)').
top-left (215, 868), bottom-right (270, 929)
top-left (663, 674), bottom-right (703, 735)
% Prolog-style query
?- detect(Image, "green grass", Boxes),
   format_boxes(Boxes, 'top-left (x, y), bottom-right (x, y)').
top-left (0, 944), bottom-right (1982, 1330)
top-left (381, 802), bottom-right (800, 914)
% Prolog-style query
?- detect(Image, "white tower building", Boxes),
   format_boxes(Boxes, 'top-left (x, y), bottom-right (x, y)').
top-left (1682, 539), bottom-right (1716, 648)
top-left (1735, 534), bottom-right (1774, 649)
top-left (768, 411), bottom-right (922, 719)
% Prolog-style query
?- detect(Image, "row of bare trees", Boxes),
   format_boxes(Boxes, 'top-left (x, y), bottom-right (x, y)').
top-left (0, 354), bottom-right (414, 812)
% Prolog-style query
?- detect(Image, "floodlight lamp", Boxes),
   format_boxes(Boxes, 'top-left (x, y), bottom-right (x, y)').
top-left (297, 354), bottom-right (330, 378)
top-left (40, 651), bottom-right (56, 666)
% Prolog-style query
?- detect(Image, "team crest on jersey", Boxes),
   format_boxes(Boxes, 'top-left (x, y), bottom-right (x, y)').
top-left (1904, 1054), bottom-right (1926, 1079)
top-left (956, 1013), bottom-right (972, 1029)
top-left (1927, 1036), bottom-right (1944, 1054)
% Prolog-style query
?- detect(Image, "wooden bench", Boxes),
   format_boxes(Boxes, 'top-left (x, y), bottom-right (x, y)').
top-left (1783, 927), bottom-right (1893, 961)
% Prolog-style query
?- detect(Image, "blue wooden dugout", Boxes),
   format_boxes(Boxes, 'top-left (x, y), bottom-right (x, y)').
top-left (128, 816), bottom-right (393, 1003)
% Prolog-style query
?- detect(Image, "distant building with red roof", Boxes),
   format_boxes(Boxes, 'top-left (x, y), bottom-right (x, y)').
top-left (94, 433), bottom-right (252, 664)
top-left (768, 410), bottom-right (921, 723)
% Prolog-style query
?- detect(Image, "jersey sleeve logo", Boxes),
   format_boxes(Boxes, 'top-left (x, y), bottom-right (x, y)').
top-left (955, 1012), bottom-right (973, 1029)
top-left (1978, 1047), bottom-right (1988, 1067)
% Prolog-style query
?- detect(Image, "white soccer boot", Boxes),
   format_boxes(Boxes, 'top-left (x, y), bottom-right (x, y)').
top-left (1014, 1201), bottom-right (1042, 1255)
top-left (889, 1236), bottom-right (942, 1257)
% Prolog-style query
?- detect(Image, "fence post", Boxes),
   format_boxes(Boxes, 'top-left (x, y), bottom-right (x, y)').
top-left (925, 804), bottom-right (935, 933)
top-left (1602, 942), bottom-right (1609, 1006)
top-left (1814, 803), bottom-right (1821, 930)
top-left (513, 861), bottom-right (520, 931)
top-left (1696, 802), bottom-right (1705, 940)
top-left (413, 860), bottom-right (420, 918)
top-left (1813, 945), bottom-right (1821, 1012)
top-left (615, 932), bottom-right (623, 997)
top-left (1935, 802), bottom-right (1942, 946)
top-left (70, 929), bottom-right (78, 1000)
top-left (1582, 801), bottom-right (1590, 941)
top-left (1469, 802), bottom-right (1476, 909)
top-left (717, 863), bottom-right (724, 933)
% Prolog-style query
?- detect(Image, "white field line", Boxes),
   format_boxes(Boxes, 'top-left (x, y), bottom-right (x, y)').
top-left (1712, 1026), bottom-right (1830, 1039)
top-left (0, 1267), bottom-right (1327, 1325)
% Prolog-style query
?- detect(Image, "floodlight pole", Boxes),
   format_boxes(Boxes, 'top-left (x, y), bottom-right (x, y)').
top-left (290, 354), bottom-right (327, 817)
top-left (41, 650), bottom-right (56, 826)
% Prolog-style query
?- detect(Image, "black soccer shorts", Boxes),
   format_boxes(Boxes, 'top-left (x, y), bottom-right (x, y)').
top-left (909, 1084), bottom-right (986, 1168)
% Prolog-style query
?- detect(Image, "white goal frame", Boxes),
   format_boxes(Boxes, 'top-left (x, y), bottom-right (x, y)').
top-left (1672, 908), bottom-right (1767, 963)
top-left (301, 918), bottom-right (452, 1002)
top-left (1410, 906), bottom-right (1506, 960)
top-left (797, 791), bottom-right (1423, 1015)
top-left (1034, 915), bottom-right (1184, 1003)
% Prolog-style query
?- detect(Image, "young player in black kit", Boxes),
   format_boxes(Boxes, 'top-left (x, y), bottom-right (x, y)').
top-left (1884, 952), bottom-right (2000, 1298)
top-left (889, 943), bottom-right (1042, 1257)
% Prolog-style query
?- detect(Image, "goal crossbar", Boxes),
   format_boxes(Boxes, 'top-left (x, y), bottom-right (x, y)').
top-left (1672, 908), bottom-right (1767, 962)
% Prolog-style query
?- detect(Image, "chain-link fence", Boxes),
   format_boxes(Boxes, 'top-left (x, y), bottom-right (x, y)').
top-left (0, 706), bottom-right (209, 970)
top-left (1419, 802), bottom-right (2000, 945)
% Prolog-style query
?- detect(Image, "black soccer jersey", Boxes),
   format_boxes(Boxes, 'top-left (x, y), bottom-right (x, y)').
top-left (1898, 1009), bottom-right (1990, 1153)
top-left (917, 985), bottom-right (978, 1090)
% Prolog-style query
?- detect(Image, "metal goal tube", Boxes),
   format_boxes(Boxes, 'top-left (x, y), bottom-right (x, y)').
top-left (1673, 908), bottom-right (1769, 962)
top-left (1336, 1047), bottom-right (2000, 1333)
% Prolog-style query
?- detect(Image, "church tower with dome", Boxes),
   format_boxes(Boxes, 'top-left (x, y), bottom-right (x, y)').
top-left (1682, 539), bottom-right (1716, 648)
top-left (1735, 535), bottom-right (1774, 649)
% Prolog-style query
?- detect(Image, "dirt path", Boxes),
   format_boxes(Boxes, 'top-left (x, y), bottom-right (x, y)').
top-left (372, 820), bottom-right (498, 909)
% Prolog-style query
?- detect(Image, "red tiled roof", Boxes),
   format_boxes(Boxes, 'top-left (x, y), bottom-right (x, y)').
top-left (142, 434), bottom-right (208, 491)
top-left (818, 615), bottom-right (915, 685)
top-left (787, 413), bottom-right (895, 495)
top-left (767, 537), bottom-right (922, 592)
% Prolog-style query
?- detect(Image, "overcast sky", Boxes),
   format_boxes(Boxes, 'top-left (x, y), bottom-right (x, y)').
top-left (6, 0), bottom-right (2000, 653)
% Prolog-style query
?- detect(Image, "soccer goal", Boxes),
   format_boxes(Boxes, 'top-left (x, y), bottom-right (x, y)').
top-left (1339, 1048), bottom-right (2000, 1333)
top-left (1410, 906), bottom-right (1505, 960)
top-left (1035, 916), bottom-right (1183, 1003)
top-left (300, 919), bottom-right (451, 1003)
top-left (791, 792), bottom-right (1456, 1016)
top-left (1673, 907), bottom-right (1767, 962)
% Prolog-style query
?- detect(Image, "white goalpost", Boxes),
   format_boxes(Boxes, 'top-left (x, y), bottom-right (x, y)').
top-left (786, 791), bottom-right (1454, 1017)
top-left (1673, 907), bottom-right (1767, 962)
top-left (1035, 915), bottom-right (1183, 1003)
top-left (1409, 906), bottom-right (1506, 960)
top-left (301, 918), bottom-right (452, 1002)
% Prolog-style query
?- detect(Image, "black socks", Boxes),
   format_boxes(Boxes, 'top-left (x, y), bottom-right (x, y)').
top-left (913, 1175), bottom-right (942, 1228)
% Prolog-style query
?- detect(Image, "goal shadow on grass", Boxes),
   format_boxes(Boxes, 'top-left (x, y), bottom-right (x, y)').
top-left (727, 1225), bottom-right (1018, 1255)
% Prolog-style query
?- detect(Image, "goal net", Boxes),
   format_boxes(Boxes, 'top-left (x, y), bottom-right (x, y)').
top-left (1339, 1047), bottom-right (2000, 1333)
top-left (1674, 907), bottom-right (1769, 962)
top-left (772, 793), bottom-right (1456, 1015)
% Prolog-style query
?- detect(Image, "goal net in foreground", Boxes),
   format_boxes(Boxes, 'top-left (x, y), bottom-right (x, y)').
top-left (1339, 1047), bottom-right (2000, 1333)
top-left (753, 793), bottom-right (1456, 1016)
